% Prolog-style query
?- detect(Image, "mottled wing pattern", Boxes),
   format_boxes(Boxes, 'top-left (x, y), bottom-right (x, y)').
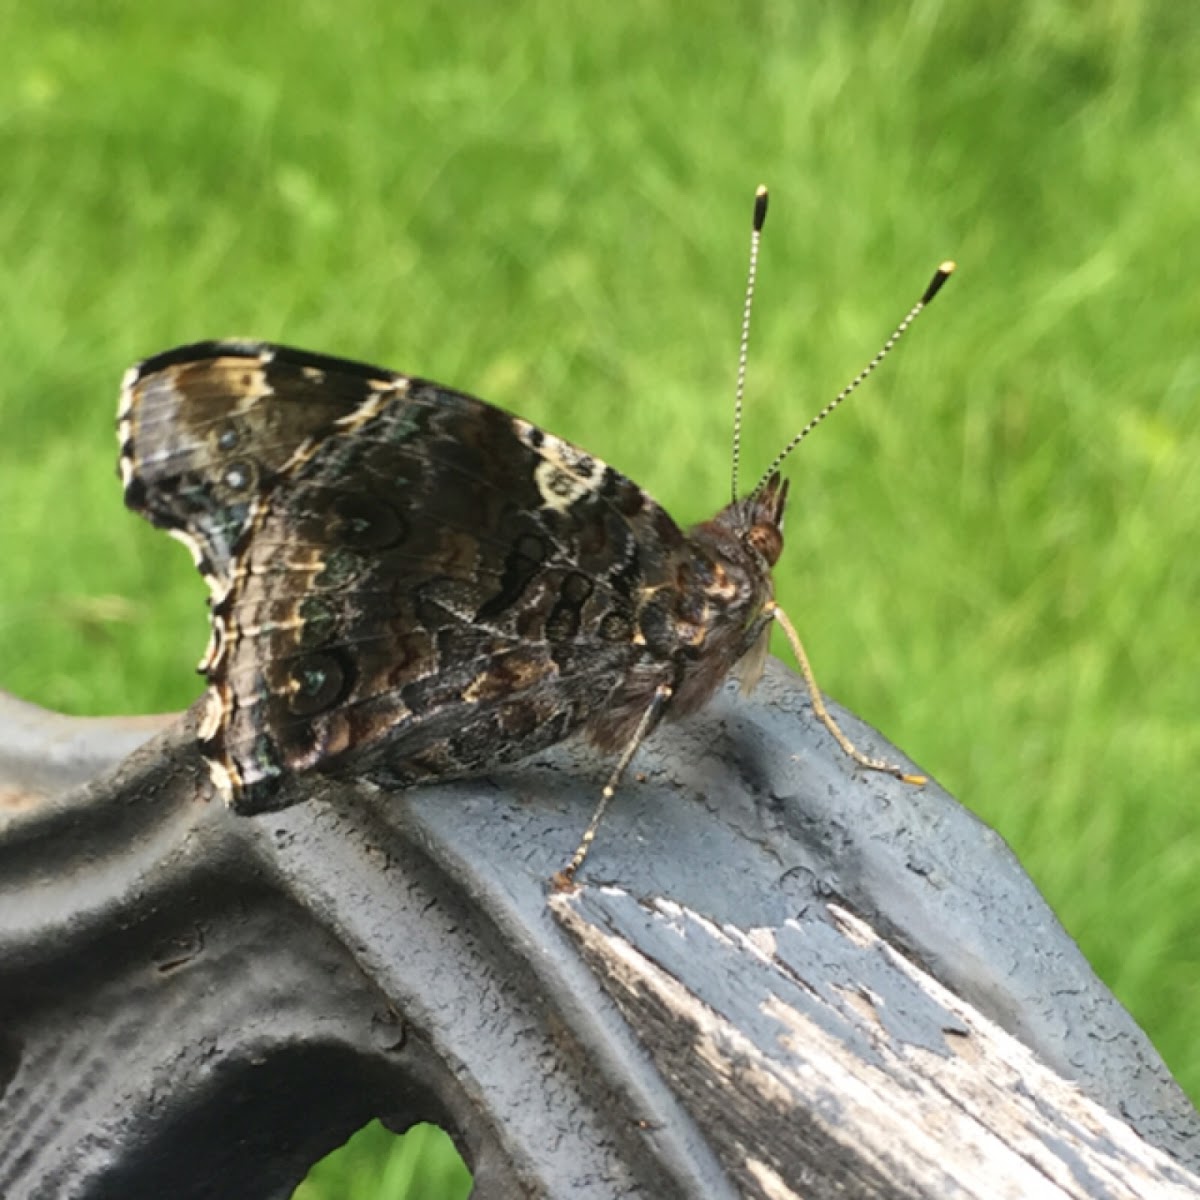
top-left (119, 342), bottom-right (391, 592)
top-left (120, 342), bottom-right (690, 811)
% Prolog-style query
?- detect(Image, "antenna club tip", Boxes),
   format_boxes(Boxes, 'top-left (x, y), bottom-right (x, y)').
top-left (922, 260), bottom-right (957, 304)
top-left (753, 186), bottom-right (769, 231)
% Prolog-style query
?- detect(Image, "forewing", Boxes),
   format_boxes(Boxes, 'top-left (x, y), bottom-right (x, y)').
top-left (118, 342), bottom-right (409, 592)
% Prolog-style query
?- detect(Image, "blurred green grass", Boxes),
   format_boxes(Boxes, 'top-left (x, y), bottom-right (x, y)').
top-left (1, 1), bottom-right (1197, 1195)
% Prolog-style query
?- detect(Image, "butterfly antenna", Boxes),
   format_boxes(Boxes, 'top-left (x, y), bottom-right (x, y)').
top-left (751, 260), bottom-right (956, 497)
top-left (730, 186), bottom-right (769, 503)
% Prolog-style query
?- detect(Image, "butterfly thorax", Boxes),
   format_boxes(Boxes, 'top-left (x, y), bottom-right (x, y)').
top-left (672, 474), bottom-right (788, 710)
top-left (582, 474), bottom-right (787, 752)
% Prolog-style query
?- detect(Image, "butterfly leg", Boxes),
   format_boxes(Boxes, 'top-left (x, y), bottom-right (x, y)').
top-left (553, 682), bottom-right (674, 889)
top-left (769, 603), bottom-right (927, 786)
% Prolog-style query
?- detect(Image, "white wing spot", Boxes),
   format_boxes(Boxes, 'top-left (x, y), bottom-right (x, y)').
top-left (527, 431), bottom-right (608, 512)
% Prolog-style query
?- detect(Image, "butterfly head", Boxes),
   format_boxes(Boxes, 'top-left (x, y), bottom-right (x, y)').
top-left (741, 471), bottom-right (788, 566)
top-left (700, 470), bottom-right (789, 570)
top-left (696, 469), bottom-right (788, 587)
top-left (686, 470), bottom-right (788, 632)
top-left (672, 472), bottom-right (785, 701)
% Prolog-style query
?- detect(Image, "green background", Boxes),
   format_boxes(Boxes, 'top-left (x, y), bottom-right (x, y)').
top-left (1, 1), bottom-right (1196, 1195)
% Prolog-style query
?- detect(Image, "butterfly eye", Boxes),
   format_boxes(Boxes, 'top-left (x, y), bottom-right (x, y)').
top-left (746, 522), bottom-right (783, 566)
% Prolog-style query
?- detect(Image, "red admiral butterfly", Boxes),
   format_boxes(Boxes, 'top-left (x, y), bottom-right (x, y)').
top-left (117, 188), bottom-right (953, 883)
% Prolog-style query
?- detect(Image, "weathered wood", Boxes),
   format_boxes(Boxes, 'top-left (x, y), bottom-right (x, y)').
top-left (1, 661), bottom-right (1198, 1198)
top-left (555, 892), bottom-right (1197, 1198)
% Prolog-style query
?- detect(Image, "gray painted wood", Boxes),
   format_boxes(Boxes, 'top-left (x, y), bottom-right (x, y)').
top-left (1, 661), bottom-right (1197, 1198)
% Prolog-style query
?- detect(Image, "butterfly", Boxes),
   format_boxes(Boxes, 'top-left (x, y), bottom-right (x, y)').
top-left (117, 189), bottom-right (952, 882)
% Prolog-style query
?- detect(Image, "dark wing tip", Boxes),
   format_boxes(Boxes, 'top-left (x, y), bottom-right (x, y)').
top-left (125, 340), bottom-right (409, 391)
top-left (126, 340), bottom-right (276, 383)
